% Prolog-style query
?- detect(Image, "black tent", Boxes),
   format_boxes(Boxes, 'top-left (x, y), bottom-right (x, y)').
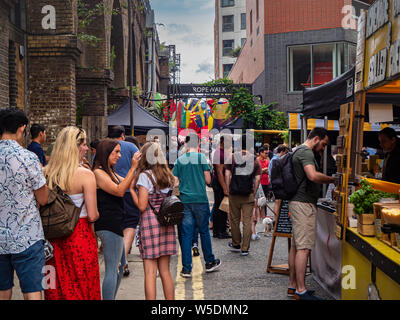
top-left (302, 67), bottom-right (355, 119)
top-left (108, 99), bottom-right (169, 135)
top-left (222, 117), bottom-right (242, 131)
top-left (302, 67), bottom-right (400, 120)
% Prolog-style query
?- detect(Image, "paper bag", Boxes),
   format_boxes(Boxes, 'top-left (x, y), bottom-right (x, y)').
top-left (219, 196), bottom-right (230, 213)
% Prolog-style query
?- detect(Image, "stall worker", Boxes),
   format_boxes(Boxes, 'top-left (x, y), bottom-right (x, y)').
top-left (378, 127), bottom-right (400, 184)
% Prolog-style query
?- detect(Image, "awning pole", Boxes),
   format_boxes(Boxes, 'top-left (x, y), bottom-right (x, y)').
top-left (323, 116), bottom-right (328, 197)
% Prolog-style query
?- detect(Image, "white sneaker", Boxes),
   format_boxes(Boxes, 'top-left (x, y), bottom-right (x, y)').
top-left (255, 234), bottom-right (261, 240)
top-left (251, 234), bottom-right (257, 241)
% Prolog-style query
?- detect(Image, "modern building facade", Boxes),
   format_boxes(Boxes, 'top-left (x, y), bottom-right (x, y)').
top-left (229, 0), bottom-right (373, 114)
top-left (214, 0), bottom-right (247, 79)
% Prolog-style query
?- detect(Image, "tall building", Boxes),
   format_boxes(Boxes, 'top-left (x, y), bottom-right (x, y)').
top-left (229, 0), bottom-right (372, 113)
top-left (214, 0), bottom-right (247, 79)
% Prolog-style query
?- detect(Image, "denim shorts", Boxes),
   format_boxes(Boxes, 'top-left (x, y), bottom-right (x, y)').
top-left (0, 240), bottom-right (45, 293)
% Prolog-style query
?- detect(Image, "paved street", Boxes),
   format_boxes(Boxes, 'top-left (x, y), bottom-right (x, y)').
top-left (11, 188), bottom-right (332, 301)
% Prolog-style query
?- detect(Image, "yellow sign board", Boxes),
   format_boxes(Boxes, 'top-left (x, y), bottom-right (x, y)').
top-left (363, 0), bottom-right (400, 89)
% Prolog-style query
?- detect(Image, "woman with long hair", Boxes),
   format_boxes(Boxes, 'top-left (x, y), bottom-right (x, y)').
top-left (43, 126), bottom-right (101, 300)
top-left (93, 139), bottom-right (141, 300)
top-left (130, 142), bottom-right (177, 300)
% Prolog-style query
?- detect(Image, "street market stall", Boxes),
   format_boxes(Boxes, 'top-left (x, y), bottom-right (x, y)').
top-left (338, 0), bottom-right (400, 300)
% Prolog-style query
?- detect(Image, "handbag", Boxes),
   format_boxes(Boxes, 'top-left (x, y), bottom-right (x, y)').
top-left (145, 172), bottom-right (184, 227)
top-left (39, 186), bottom-right (85, 239)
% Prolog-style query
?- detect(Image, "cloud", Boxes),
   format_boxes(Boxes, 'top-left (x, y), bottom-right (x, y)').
top-left (167, 23), bottom-right (192, 34)
top-left (196, 61), bottom-right (214, 74)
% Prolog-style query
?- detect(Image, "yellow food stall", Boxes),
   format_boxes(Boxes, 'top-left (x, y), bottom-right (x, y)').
top-left (338, 0), bottom-right (400, 300)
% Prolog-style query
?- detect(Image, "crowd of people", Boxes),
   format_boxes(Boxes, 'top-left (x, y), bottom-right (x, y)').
top-left (1, 106), bottom-right (338, 301)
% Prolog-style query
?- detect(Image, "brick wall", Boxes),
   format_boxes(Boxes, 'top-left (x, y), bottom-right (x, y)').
top-left (0, 2), bottom-right (9, 108)
top-left (264, 0), bottom-right (351, 35)
top-left (27, 0), bottom-right (80, 146)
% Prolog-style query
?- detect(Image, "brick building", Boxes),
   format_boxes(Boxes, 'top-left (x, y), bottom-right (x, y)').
top-left (228, 0), bottom-right (373, 114)
top-left (0, 0), bottom-right (169, 146)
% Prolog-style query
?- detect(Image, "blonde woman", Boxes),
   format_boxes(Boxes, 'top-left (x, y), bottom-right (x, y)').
top-left (43, 126), bottom-right (101, 300)
top-left (130, 142), bottom-right (177, 300)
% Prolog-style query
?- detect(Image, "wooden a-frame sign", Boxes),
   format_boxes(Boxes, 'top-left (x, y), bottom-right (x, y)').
top-left (266, 200), bottom-right (311, 275)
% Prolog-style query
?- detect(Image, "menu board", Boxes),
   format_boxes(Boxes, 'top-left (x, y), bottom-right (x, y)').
top-left (275, 200), bottom-right (292, 235)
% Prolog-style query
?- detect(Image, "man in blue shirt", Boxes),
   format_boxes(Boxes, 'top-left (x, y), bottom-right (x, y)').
top-left (173, 133), bottom-right (221, 278)
top-left (108, 126), bottom-right (139, 277)
top-left (27, 124), bottom-right (47, 167)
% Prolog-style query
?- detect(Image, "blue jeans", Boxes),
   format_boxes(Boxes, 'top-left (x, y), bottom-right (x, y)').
top-left (180, 203), bottom-right (215, 272)
top-left (96, 230), bottom-right (126, 300)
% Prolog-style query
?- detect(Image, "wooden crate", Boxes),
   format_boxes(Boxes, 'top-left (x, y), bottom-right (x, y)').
top-left (357, 221), bottom-right (376, 236)
top-left (358, 214), bottom-right (375, 225)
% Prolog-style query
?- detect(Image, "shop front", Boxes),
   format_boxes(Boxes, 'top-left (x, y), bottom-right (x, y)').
top-left (340, 0), bottom-right (400, 299)
top-left (297, 0), bottom-right (400, 299)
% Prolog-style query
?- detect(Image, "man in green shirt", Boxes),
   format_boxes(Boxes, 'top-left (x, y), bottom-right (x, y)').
top-left (288, 127), bottom-right (336, 300)
top-left (173, 133), bottom-right (221, 278)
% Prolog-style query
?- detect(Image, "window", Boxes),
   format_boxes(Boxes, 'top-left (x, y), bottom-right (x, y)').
top-left (223, 64), bottom-right (233, 78)
top-left (221, 0), bottom-right (235, 7)
top-left (241, 38), bottom-right (246, 47)
top-left (312, 43), bottom-right (335, 87)
top-left (222, 15), bottom-right (234, 32)
top-left (223, 39), bottom-right (234, 56)
top-left (289, 46), bottom-right (311, 92)
top-left (250, 10), bottom-right (253, 34)
top-left (241, 13), bottom-right (246, 30)
top-left (256, 0), bottom-right (260, 21)
top-left (288, 42), bottom-right (357, 92)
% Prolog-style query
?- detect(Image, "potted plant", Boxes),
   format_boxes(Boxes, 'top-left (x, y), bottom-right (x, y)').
top-left (349, 180), bottom-right (398, 235)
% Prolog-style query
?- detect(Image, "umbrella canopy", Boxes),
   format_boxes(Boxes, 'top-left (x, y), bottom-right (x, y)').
top-left (108, 99), bottom-right (169, 135)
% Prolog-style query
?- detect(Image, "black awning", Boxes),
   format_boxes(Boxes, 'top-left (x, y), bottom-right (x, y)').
top-left (222, 117), bottom-right (243, 130)
top-left (302, 67), bottom-right (355, 119)
top-left (108, 99), bottom-right (169, 135)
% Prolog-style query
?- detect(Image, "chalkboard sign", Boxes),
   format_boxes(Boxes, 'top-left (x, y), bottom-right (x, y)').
top-left (275, 200), bottom-right (292, 235)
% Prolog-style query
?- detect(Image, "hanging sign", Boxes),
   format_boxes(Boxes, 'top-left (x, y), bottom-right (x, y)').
top-left (361, 0), bottom-right (400, 89)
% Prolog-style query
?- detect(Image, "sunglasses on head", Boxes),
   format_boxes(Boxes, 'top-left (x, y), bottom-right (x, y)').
top-left (76, 127), bottom-right (84, 141)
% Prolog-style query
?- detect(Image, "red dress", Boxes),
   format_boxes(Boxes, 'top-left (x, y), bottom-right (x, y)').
top-left (259, 157), bottom-right (270, 186)
top-left (44, 218), bottom-right (101, 300)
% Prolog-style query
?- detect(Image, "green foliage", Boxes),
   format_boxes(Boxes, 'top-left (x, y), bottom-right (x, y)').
top-left (230, 47), bottom-right (242, 58)
top-left (110, 46), bottom-right (116, 71)
top-left (76, 92), bottom-right (90, 126)
top-left (254, 103), bottom-right (287, 131)
top-left (349, 180), bottom-right (398, 214)
top-left (77, 0), bottom-right (121, 47)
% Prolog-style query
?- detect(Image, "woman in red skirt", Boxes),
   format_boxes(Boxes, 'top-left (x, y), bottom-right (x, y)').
top-left (43, 126), bottom-right (101, 300)
top-left (130, 142), bottom-right (177, 300)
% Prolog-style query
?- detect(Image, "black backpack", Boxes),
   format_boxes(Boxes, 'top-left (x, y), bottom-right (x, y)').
top-left (269, 147), bottom-right (305, 200)
top-left (229, 154), bottom-right (255, 196)
top-left (145, 172), bottom-right (184, 227)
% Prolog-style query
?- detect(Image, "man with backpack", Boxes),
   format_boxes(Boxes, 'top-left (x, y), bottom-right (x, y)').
top-left (287, 127), bottom-right (336, 300)
top-left (224, 133), bottom-right (262, 256)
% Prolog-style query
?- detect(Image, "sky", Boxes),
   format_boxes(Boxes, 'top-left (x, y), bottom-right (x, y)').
top-left (151, 0), bottom-right (215, 84)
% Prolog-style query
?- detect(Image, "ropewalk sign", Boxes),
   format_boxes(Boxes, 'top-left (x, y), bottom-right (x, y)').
top-left (357, 0), bottom-right (400, 90)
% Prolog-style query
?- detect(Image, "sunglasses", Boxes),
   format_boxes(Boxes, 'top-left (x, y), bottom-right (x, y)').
top-left (76, 127), bottom-right (84, 141)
